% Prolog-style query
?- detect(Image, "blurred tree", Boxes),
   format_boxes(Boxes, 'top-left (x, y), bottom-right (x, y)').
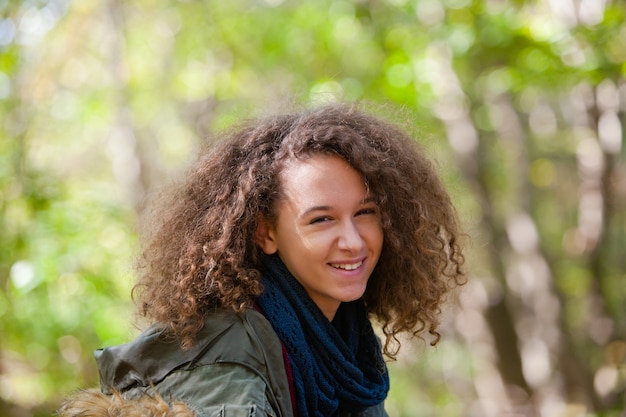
top-left (0, 0), bottom-right (624, 416)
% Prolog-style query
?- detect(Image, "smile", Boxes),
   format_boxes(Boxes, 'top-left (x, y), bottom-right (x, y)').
top-left (329, 261), bottom-right (363, 271)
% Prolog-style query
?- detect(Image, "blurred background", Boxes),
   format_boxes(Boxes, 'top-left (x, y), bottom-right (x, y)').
top-left (1, 0), bottom-right (625, 416)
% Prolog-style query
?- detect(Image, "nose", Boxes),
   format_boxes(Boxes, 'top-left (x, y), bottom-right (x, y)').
top-left (337, 220), bottom-right (364, 252)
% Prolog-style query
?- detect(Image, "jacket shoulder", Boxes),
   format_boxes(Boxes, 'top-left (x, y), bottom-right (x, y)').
top-left (93, 309), bottom-right (293, 417)
top-left (95, 309), bottom-right (280, 391)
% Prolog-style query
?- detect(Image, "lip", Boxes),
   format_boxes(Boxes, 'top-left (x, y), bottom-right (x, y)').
top-left (328, 257), bottom-right (367, 272)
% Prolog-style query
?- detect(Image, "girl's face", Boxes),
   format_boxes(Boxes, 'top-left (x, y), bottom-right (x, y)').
top-left (256, 154), bottom-right (383, 321)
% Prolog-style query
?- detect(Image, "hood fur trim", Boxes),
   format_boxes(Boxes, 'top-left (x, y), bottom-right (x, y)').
top-left (57, 389), bottom-right (196, 417)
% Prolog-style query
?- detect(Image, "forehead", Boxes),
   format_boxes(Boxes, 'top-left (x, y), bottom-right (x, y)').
top-left (277, 154), bottom-right (369, 202)
top-left (283, 153), bottom-right (348, 173)
top-left (280, 153), bottom-right (358, 181)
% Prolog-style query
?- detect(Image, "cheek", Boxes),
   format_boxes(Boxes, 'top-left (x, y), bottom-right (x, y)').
top-left (300, 231), bottom-right (336, 255)
top-left (363, 222), bottom-right (384, 248)
top-left (373, 231), bottom-right (384, 254)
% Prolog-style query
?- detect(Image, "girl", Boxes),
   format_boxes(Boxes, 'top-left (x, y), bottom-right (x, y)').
top-left (59, 103), bottom-right (465, 417)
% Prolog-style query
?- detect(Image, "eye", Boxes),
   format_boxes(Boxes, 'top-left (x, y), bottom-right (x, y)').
top-left (356, 207), bottom-right (379, 216)
top-left (310, 216), bottom-right (332, 224)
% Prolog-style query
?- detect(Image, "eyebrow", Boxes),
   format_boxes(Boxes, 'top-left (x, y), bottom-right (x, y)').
top-left (299, 197), bottom-right (378, 219)
top-left (300, 205), bottom-right (332, 219)
top-left (362, 196), bottom-right (378, 205)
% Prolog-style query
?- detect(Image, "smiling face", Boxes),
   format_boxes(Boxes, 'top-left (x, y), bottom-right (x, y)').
top-left (255, 154), bottom-right (384, 321)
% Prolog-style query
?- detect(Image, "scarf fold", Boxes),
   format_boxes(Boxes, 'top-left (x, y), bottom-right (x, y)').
top-left (256, 254), bottom-right (389, 417)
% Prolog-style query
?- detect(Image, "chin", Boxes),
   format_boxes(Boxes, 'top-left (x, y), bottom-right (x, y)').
top-left (339, 289), bottom-right (367, 303)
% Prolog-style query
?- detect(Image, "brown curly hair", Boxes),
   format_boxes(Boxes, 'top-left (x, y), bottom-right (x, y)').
top-left (133, 103), bottom-right (465, 357)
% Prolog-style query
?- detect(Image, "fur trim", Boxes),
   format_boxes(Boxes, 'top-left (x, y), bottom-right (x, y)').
top-left (56, 389), bottom-right (196, 417)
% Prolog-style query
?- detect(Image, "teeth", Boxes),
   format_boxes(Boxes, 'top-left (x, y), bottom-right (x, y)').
top-left (330, 261), bottom-right (362, 271)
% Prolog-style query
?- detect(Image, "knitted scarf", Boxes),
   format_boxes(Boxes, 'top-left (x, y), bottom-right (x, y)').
top-left (256, 254), bottom-right (389, 417)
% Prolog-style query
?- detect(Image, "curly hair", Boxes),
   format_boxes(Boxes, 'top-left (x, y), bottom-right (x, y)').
top-left (133, 103), bottom-right (465, 357)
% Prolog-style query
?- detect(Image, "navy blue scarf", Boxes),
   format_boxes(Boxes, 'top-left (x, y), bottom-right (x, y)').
top-left (256, 254), bottom-right (389, 417)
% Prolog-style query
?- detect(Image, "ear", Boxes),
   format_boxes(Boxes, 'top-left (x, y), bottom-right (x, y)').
top-left (254, 215), bottom-right (278, 255)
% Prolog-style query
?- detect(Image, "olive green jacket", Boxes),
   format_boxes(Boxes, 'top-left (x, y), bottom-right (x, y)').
top-left (59, 309), bottom-right (388, 417)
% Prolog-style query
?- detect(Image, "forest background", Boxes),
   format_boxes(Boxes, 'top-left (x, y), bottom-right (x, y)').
top-left (1, 0), bottom-right (625, 416)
